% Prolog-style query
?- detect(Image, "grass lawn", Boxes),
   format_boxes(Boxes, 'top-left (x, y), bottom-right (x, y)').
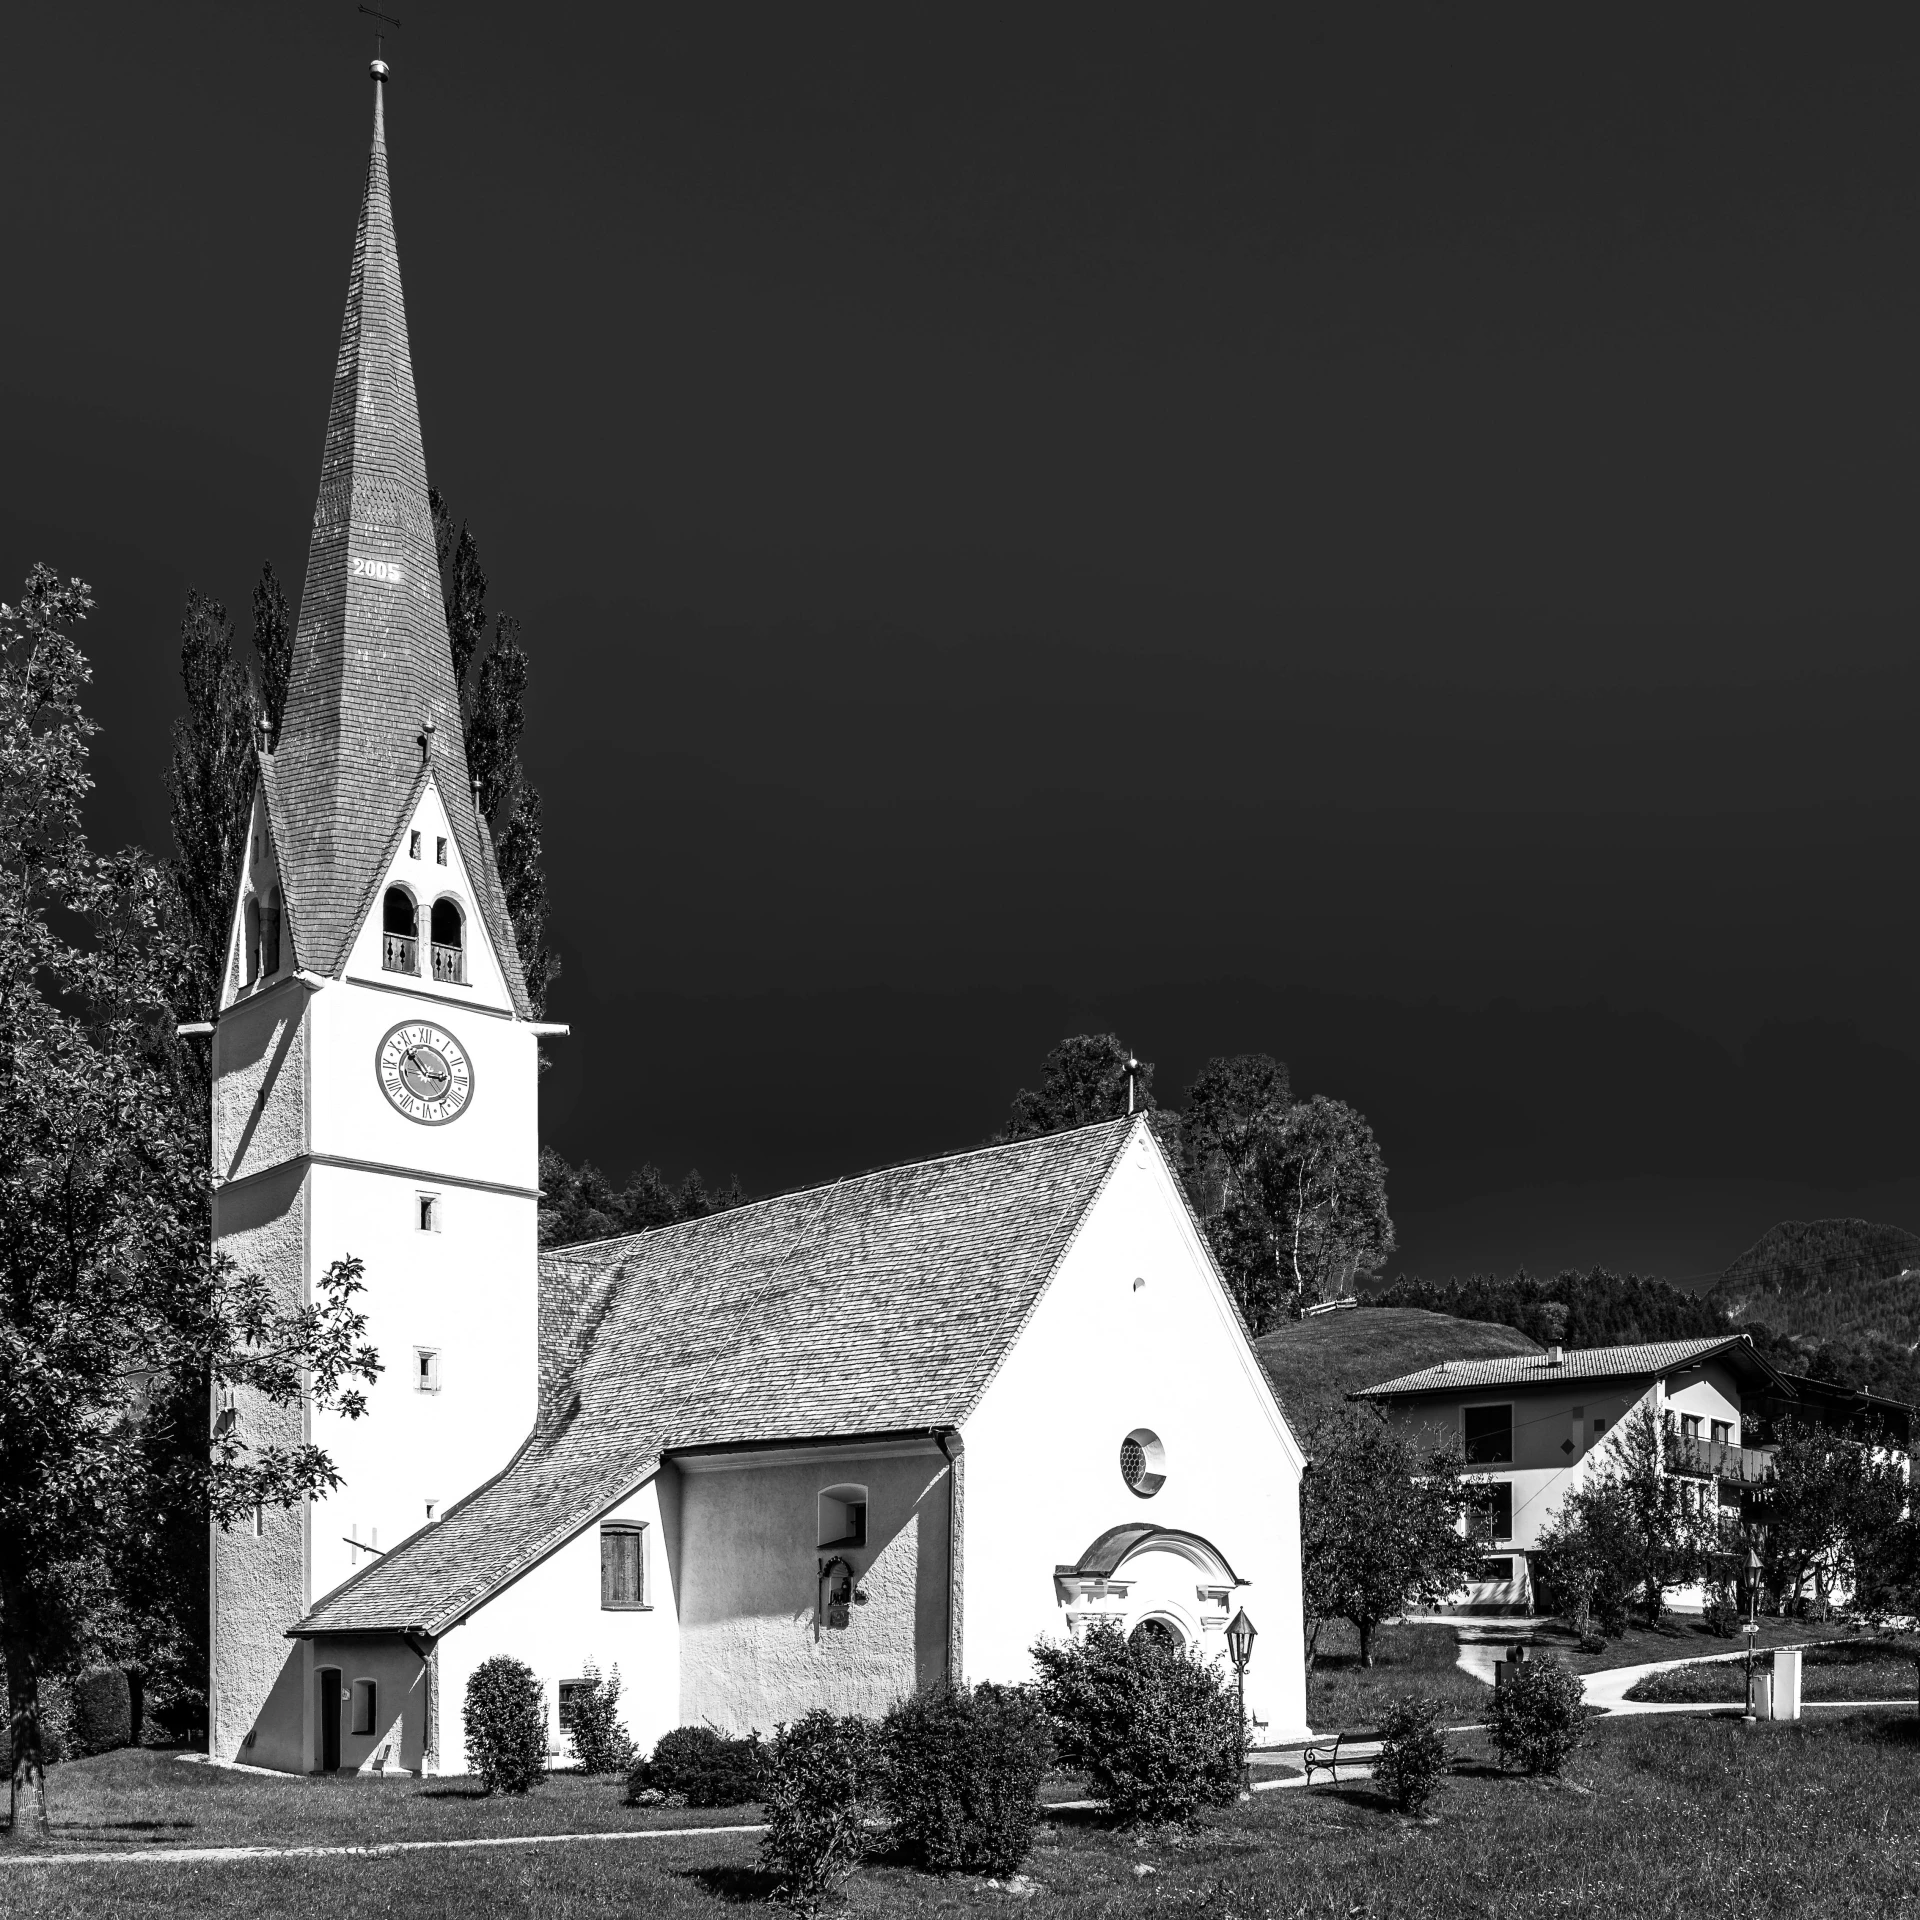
top-left (1256, 1307), bottom-right (1538, 1427)
top-left (1534, 1612), bottom-right (1871, 1674)
top-left (8, 1715), bottom-right (1920, 1917)
top-left (1626, 1640), bottom-right (1920, 1706)
top-left (3, 1747), bottom-right (758, 1855)
top-left (1305, 1621), bottom-right (1490, 1732)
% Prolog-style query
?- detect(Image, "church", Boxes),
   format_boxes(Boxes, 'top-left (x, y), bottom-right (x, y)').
top-left (208, 61), bottom-right (1308, 1776)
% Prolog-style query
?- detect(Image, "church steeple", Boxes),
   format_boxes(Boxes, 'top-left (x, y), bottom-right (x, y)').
top-left (268, 63), bottom-right (530, 1014)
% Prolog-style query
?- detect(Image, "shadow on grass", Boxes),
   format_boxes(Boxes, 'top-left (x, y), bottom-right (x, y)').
top-left (1867, 1716), bottom-right (1920, 1748)
top-left (62, 1819), bottom-right (196, 1833)
top-left (683, 1863), bottom-right (783, 1904)
top-left (416, 1786), bottom-right (494, 1799)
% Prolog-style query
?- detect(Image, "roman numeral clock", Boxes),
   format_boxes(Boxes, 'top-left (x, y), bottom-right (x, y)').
top-left (376, 1021), bottom-right (474, 1125)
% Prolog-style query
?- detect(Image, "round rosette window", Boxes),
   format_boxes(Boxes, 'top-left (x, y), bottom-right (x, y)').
top-left (1119, 1428), bottom-right (1167, 1498)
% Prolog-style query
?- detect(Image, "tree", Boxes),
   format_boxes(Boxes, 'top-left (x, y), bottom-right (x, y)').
top-left (163, 589), bottom-right (256, 1022)
top-left (1001, 1033), bottom-right (1152, 1140)
top-left (0, 566), bottom-right (379, 1838)
top-left (1531, 1405), bottom-right (1716, 1629)
top-left (1298, 1406), bottom-right (1485, 1666)
top-left (1254, 1095), bottom-right (1394, 1312)
top-left (251, 561), bottom-right (293, 742)
top-left (537, 1148), bottom-right (746, 1249)
top-left (1179, 1052), bottom-right (1290, 1217)
top-left (430, 490), bottom-right (559, 1012)
top-left (1751, 1418), bottom-right (1907, 1616)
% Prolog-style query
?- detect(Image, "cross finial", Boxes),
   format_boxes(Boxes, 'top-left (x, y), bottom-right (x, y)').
top-left (359, 4), bottom-right (401, 76)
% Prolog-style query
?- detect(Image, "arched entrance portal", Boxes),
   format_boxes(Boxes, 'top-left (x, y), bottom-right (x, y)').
top-left (1055, 1526), bottom-right (1243, 1656)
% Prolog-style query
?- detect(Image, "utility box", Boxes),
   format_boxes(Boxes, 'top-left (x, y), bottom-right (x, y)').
top-left (1770, 1648), bottom-right (1802, 1721)
top-left (1748, 1669), bottom-right (1772, 1720)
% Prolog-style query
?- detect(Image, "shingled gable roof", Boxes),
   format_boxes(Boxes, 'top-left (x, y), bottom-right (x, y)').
top-left (265, 71), bottom-right (529, 1016)
top-left (1351, 1334), bottom-right (1790, 1401)
top-left (294, 1117), bottom-right (1140, 1638)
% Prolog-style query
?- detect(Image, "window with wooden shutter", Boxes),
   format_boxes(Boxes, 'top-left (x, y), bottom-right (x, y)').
top-left (601, 1523), bottom-right (647, 1609)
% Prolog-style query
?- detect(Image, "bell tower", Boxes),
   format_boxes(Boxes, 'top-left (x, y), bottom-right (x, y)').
top-left (208, 60), bottom-right (548, 1767)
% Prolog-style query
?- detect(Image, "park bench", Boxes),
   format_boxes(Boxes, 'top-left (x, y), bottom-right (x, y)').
top-left (1301, 1730), bottom-right (1379, 1783)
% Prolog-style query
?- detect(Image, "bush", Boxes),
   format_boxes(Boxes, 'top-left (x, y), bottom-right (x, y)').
top-left (560, 1661), bottom-right (635, 1776)
top-left (1702, 1584), bottom-right (1739, 1639)
top-left (463, 1656), bottom-right (548, 1794)
top-left (1372, 1694), bottom-right (1448, 1817)
top-left (630, 1724), bottom-right (767, 1807)
top-left (877, 1680), bottom-right (1052, 1875)
top-left (71, 1665), bottom-right (132, 1757)
top-left (1030, 1619), bottom-right (1241, 1826)
top-left (757, 1710), bottom-right (876, 1914)
top-left (1489, 1659), bottom-right (1587, 1777)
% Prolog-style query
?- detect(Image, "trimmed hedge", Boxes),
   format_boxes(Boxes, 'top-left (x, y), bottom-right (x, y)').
top-left (878, 1680), bottom-right (1052, 1875)
top-left (1373, 1693), bottom-right (1448, 1816)
top-left (1031, 1619), bottom-right (1241, 1826)
top-left (758, 1711), bottom-right (876, 1914)
top-left (463, 1656), bottom-right (548, 1794)
top-left (71, 1666), bottom-right (132, 1757)
top-left (629, 1724), bottom-right (766, 1807)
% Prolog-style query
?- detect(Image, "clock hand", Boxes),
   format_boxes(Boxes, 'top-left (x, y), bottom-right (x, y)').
top-left (406, 1046), bottom-right (451, 1089)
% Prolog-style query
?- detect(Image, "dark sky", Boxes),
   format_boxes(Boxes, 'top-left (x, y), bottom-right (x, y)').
top-left (9, 5), bottom-right (1920, 1283)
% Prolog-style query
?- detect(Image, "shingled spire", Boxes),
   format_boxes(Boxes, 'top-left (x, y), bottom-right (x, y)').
top-left (267, 64), bottom-right (531, 1014)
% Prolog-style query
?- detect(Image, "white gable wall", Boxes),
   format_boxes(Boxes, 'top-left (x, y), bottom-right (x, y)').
top-left (960, 1119), bottom-right (1309, 1742)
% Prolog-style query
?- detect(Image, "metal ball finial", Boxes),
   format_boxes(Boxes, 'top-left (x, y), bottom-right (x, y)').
top-left (370, 58), bottom-right (390, 82)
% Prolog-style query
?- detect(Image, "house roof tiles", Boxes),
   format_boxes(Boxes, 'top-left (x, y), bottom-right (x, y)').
top-left (1351, 1335), bottom-right (1777, 1400)
top-left (295, 1117), bottom-right (1138, 1638)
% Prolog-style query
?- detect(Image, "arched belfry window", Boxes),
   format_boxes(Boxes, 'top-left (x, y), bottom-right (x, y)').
top-left (382, 888), bottom-right (418, 974)
top-left (242, 896), bottom-right (262, 986)
top-left (430, 897), bottom-right (465, 984)
top-left (260, 886), bottom-right (282, 977)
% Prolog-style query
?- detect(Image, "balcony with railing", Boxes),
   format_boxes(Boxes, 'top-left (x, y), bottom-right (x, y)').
top-left (1665, 1418), bottom-right (1776, 1485)
top-left (431, 942), bottom-right (464, 984)
top-left (382, 933), bottom-right (418, 974)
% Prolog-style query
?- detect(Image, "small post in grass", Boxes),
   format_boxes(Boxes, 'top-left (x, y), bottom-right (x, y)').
top-left (1742, 1545), bottom-right (1763, 1726)
top-left (1226, 1607), bottom-right (1258, 1792)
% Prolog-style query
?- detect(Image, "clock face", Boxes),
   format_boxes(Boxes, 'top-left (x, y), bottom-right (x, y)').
top-left (374, 1021), bottom-right (474, 1125)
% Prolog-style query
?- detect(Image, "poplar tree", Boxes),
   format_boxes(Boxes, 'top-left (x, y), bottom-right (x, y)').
top-left (430, 489), bottom-right (559, 1012)
top-left (0, 566), bottom-right (378, 1839)
top-left (163, 590), bottom-right (256, 1022)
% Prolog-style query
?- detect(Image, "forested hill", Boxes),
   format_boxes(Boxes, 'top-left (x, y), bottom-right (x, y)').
top-left (1707, 1218), bottom-right (1920, 1404)
top-left (1370, 1268), bottom-right (1726, 1353)
top-left (1713, 1218), bottom-right (1920, 1332)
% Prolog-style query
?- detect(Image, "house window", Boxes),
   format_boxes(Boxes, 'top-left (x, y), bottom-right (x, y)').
top-left (1468, 1481), bottom-right (1514, 1540)
top-left (1477, 1556), bottom-right (1515, 1583)
top-left (416, 1348), bottom-right (440, 1394)
top-left (1593, 1416), bottom-right (1609, 1436)
top-left (253, 1504), bottom-right (266, 1538)
top-left (1119, 1428), bottom-right (1168, 1498)
top-left (436, 836), bottom-right (448, 865)
top-left (601, 1522), bottom-right (648, 1608)
top-left (242, 895), bottom-right (261, 985)
top-left (409, 830), bottom-right (421, 859)
top-left (430, 898), bottom-right (465, 984)
top-left (1711, 1420), bottom-right (1732, 1446)
top-left (418, 1194), bottom-right (441, 1233)
top-left (382, 887), bottom-right (419, 973)
top-left (1681, 1414), bottom-right (1702, 1440)
top-left (351, 1679), bottom-right (376, 1737)
top-left (1463, 1405), bottom-right (1513, 1464)
top-left (819, 1485), bottom-right (868, 1549)
top-left (425, 1500), bottom-right (438, 1522)
top-left (558, 1679), bottom-right (589, 1751)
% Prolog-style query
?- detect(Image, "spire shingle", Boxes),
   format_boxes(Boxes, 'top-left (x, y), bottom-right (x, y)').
top-left (270, 74), bottom-right (531, 1015)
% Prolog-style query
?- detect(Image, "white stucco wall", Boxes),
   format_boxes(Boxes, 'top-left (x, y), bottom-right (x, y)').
top-left (960, 1119), bottom-right (1310, 1743)
top-left (673, 1441), bottom-right (954, 1737)
top-left (431, 1477), bottom-right (679, 1771)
